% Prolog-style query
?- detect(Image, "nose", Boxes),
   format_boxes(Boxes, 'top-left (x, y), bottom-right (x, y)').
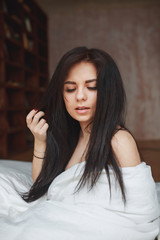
top-left (76, 88), bottom-right (87, 101)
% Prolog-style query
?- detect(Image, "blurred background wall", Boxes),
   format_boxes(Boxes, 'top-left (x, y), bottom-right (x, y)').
top-left (37, 0), bottom-right (160, 140)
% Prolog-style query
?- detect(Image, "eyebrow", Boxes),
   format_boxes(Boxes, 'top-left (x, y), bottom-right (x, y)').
top-left (64, 79), bottom-right (97, 85)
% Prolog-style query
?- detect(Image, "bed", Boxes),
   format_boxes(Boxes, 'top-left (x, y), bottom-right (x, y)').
top-left (0, 159), bottom-right (159, 240)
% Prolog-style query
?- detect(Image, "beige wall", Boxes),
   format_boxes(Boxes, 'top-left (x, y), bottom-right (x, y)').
top-left (37, 0), bottom-right (160, 140)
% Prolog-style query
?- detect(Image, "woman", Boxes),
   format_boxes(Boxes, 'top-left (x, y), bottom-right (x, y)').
top-left (0, 47), bottom-right (159, 239)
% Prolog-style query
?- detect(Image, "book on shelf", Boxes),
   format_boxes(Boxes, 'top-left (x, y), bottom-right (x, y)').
top-left (28, 39), bottom-right (33, 51)
top-left (4, 23), bottom-right (11, 38)
top-left (4, 22), bottom-right (21, 42)
top-left (22, 32), bottom-right (28, 49)
top-left (0, 116), bottom-right (9, 131)
top-left (3, 43), bottom-right (10, 60)
top-left (22, 3), bottom-right (31, 13)
top-left (0, 89), bottom-right (6, 109)
top-left (11, 15), bottom-right (22, 25)
top-left (22, 33), bottom-right (33, 51)
top-left (24, 17), bottom-right (32, 32)
top-left (0, 44), bottom-right (4, 59)
top-left (6, 81), bottom-right (24, 87)
top-left (13, 32), bottom-right (21, 41)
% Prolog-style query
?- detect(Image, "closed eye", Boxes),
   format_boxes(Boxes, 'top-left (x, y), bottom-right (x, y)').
top-left (87, 87), bottom-right (97, 90)
top-left (65, 89), bottom-right (75, 92)
top-left (65, 87), bottom-right (97, 92)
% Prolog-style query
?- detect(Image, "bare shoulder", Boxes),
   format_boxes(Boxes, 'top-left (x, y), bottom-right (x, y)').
top-left (111, 130), bottom-right (141, 167)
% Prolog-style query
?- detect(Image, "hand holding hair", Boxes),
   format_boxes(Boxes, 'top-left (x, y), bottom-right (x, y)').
top-left (26, 109), bottom-right (49, 144)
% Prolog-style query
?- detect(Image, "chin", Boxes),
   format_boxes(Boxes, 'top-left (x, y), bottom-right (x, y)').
top-left (75, 116), bottom-right (93, 124)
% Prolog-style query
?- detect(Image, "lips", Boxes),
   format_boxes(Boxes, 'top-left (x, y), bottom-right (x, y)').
top-left (75, 106), bottom-right (90, 110)
top-left (75, 106), bottom-right (90, 114)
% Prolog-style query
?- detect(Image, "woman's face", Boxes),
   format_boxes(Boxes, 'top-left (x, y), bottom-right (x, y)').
top-left (63, 61), bottom-right (97, 128)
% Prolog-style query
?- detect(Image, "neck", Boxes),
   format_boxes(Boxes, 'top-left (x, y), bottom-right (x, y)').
top-left (79, 122), bottom-right (91, 143)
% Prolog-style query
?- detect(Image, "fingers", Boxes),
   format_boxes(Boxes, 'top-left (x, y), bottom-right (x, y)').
top-left (31, 111), bottom-right (45, 128)
top-left (26, 109), bottom-right (45, 128)
top-left (34, 118), bottom-right (48, 131)
top-left (35, 121), bottom-right (49, 136)
top-left (26, 109), bottom-right (49, 143)
top-left (26, 109), bottom-right (37, 126)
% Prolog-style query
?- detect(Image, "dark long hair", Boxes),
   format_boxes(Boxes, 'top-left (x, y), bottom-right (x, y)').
top-left (22, 46), bottom-right (129, 203)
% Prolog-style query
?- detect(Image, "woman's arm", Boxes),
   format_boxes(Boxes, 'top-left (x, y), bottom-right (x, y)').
top-left (26, 109), bottom-right (49, 182)
top-left (32, 140), bottom-right (46, 183)
top-left (111, 130), bottom-right (141, 167)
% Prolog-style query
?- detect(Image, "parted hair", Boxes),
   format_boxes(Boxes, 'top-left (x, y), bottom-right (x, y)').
top-left (22, 46), bottom-right (129, 203)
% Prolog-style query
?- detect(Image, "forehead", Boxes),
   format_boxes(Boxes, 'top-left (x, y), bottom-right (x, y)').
top-left (64, 62), bottom-right (97, 83)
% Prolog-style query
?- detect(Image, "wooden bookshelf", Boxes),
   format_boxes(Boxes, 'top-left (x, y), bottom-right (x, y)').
top-left (0, 0), bottom-right (49, 159)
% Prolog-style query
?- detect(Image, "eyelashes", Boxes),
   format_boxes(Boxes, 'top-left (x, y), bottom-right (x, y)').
top-left (65, 87), bottom-right (97, 92)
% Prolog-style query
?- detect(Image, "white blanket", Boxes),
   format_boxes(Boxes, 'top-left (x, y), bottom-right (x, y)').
top-left (0, 160), bottom-right (159, 240)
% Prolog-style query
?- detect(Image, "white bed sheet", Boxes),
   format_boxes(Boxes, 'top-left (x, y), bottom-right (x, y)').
top-left (0, 159), bottom-right (159, 239)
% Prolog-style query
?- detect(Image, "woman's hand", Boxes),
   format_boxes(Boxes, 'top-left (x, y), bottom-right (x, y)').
top-left (26, 109), bottom-right (49, 144)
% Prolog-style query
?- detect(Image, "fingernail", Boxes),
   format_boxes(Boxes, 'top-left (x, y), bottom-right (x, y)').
top-left (34, 108), bottom-right (38, 111)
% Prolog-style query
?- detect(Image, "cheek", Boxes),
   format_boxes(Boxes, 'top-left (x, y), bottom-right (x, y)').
top-left (63, 94), bottom-right (73, 110)
top-left (91, 92), bottom-right (97, 107)
top-left (64, 94), bottom-right (70, 103)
